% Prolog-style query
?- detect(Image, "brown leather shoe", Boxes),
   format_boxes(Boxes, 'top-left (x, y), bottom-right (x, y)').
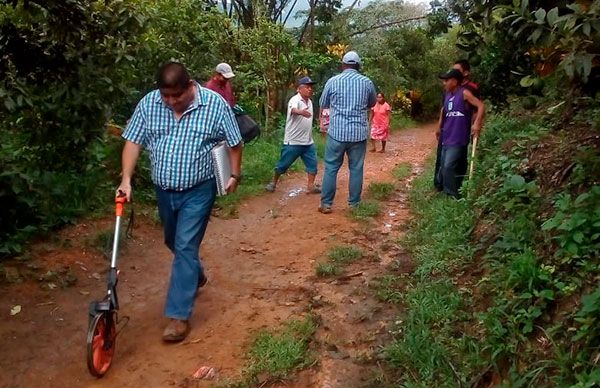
top-left (318, 206), bottom-right (332, 214)
top-left (162, 319), bottom-right (190, 342)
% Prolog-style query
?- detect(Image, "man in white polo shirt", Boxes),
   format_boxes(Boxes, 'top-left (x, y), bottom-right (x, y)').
top-left (265, 76), bottom-right (321, 194)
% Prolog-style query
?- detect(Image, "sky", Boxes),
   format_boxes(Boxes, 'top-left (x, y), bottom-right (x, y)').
top-left (285, 0), bottom-right (430, 27)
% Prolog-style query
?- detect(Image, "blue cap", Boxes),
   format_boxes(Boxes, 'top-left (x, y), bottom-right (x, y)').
top-left (342, 51), bottom-right (361, 65)
top-left (297, 76), bottom-right (316, 85)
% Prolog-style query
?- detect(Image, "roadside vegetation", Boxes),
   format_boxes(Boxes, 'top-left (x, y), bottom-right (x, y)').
top-left (316, 244), bottom-right (364, 278)
top-left (383, 105), bottom-right (600, 385)
top-left (226, 315), bottom-right (317, 387)
top-left (377, 2), bottom-right (600, 384)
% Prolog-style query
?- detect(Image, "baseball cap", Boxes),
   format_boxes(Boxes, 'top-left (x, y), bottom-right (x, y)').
top-left (342, 51), bottom-right (361, 65)
top-left (439, 69), bottom-right (464, 83)
top-left (215, 63), bottom-right (235, 79)
top-left (297, 76), bottom-right (316, 85)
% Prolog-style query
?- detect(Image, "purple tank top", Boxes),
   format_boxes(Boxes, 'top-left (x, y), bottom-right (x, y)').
top-left (442, 87), bottom-right (472, 147)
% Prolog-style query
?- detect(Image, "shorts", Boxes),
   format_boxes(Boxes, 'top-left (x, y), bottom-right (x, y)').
top-left (275, 144), bottom-right (318, 175)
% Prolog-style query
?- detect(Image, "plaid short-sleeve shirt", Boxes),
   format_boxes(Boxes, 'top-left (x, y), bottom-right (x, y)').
top-left (319, 69), bottom-right (377, 143)
top-left (123, 84), bottom-right (242, 191)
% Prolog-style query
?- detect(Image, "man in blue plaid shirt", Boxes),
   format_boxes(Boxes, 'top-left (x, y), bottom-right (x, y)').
top-left (118, 62), bottom-right (243, 342)
top-left (318, 51), bottom-right (377, 213)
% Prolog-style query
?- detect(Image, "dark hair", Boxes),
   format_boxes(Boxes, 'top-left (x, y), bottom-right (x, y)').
top-left (454, 59), bottom-right (471, 72)
top-left (377, 92), bottom-right (385, 98)
top-left (157, 61), bottom-right (191, 90)
top-left (342, 63), bottom-right (360, 71)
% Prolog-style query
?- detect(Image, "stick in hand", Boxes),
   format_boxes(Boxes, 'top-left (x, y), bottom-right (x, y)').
top-left (469, 136), bottom-right (478, 180)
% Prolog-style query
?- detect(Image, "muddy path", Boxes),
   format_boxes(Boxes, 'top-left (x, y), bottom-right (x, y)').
top-left (0, 124), bottom-right (436, 388)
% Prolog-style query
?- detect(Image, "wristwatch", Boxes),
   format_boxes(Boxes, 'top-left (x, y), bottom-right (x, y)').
top-left (231, 173), bottom-right (242, 183)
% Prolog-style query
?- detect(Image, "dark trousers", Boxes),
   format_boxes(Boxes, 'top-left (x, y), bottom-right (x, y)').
top-left (436, 145), bottom-right (468, 198)
top-left (433, 137), bottom-right (443, 191)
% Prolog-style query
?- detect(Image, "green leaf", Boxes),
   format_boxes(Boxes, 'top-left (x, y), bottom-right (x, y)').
top-left (546, 7), bottom-right (559, 26)
top-left (508, 174), bottom-right (525, 187)
top-left (4, 96), bottom-right (16, 111)
top-left (573, 232), bottom-right (584, 244)
top-left (583, 22), bottom-right (591, 37)
top-left (520, 0), bottom-right (529, 15)
top-left (541, 218), bottom-right (558, 231)
top-left (534, 8), bottom-right (546, 23)
top-left (538, 289), bottom-right (555, 301)
top-left (520, 75), bottom-right (535, 87)
top-left (530, 27), bottom-right (543, 43)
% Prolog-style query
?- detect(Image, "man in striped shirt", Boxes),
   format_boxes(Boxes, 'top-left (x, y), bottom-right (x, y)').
top-left (117, 62), bottom-right (243, 342)
top-left (318, 51), bottom-right (377, 213)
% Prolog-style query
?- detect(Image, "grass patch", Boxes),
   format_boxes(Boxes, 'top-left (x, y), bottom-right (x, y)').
top-left (392, 162), bottom-right (412, 180)
top-left (315, 244), bottom-right (364, 277)
top-left (372, 275), bottom-right (404, 303)
top-left (390, 113), bottom-right (417, 130)
top-left (385, 279), bottom-right (466, 384)
top-left (350, 200), bottom-right (381, 220)
top-left (327, 244), bottom-right (363, 264)
top-left (315, 262), bottom-right (340, 277)
top-left (229, 315), bottom-right (317, 386)
top-left (382, 157), bottom-right (476, 385)
top-left (367, 182), bottom-right (395, 200)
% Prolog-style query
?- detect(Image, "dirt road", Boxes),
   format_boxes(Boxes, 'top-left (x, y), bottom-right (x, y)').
top-left (0, 124), bottom-right (436, 387)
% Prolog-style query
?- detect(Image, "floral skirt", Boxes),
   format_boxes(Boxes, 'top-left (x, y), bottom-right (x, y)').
top-left (371, 125), bottom-right (389, 141)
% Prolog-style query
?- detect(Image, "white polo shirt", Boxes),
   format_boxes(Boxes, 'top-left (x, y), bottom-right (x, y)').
top-left (284, 93), bottom-right (314, 145)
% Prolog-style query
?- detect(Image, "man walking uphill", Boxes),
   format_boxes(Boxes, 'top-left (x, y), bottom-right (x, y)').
top-left (318, 51), bottom-right (377, 214)
top-left (117, 62), bottom-right (243, 342)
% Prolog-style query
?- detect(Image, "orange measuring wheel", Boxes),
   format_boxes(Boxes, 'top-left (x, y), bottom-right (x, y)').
top-left (86, 308), bottom-right (117, 376)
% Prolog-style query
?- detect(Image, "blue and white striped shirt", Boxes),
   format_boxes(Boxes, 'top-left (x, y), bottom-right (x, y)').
top-left (319, 69), bottom-right (377, 142)
top-left (123, 83), bottom-right (242, 191)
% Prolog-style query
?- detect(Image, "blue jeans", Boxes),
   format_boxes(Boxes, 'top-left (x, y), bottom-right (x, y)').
top-left (275, 144), bottom-right (318, 175)
top-left (155, 179), bottom-right (216, 320)
top-left (437, 145), bottom-right (468, 198)
top-left (321, 136), bottom-right (367, 207)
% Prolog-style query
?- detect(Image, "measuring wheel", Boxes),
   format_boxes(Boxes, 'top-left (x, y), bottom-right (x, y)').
top-left (86, 311), bottom-right (117, 377)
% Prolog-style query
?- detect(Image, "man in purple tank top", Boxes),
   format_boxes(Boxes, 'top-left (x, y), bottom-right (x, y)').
top-left (435, 69), bottom-right (485, 197)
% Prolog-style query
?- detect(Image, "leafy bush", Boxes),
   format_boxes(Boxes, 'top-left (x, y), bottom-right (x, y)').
top-left (542, 186), bottom-right (600, 263)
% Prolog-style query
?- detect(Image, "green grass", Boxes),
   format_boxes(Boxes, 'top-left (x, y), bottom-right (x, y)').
top-left (372, 275), bottom-right (404, 303)
top-left (382, 157), bottom-right (477, 385)
top-left (315, 244), bottom-right (364, 277)
top-left (367, 182), bottom-right (395, 201)
top-left (390, 113), bottom-right (417, 131)
top-left (228, 316), bottom-right (317, 386)
top-left (350, 200), bottom-right (381, 220)
top-left (327, 244), bottom-right (363, 264)
top-left (392, 162), bottom-right (413, 180)
top-left (315, 262), bottom-right (340, 277)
